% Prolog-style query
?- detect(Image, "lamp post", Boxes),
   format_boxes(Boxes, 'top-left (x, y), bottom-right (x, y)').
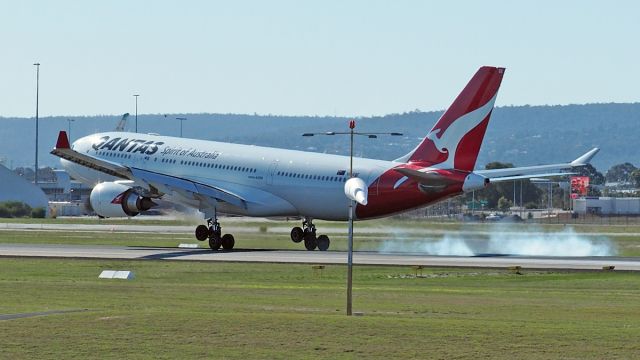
top-left (67, 118), bottom-right (75, 141)
top-left (33, 62), bottom-right (40, 186)
top-left (303, 121), bottom-right (402, 316)
top-left (176, 117), bottom-right (187, 138)
top-left (133, 94), bottom-right (140, 133)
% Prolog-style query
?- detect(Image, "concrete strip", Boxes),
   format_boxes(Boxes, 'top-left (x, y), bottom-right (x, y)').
top-left (1, 243), bottom-right (639, 271)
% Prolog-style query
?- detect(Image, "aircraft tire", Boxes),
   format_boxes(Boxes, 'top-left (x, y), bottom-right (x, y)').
top-left (316, 235), bottom-right (330, 251)
top-left (195, 225), bottom-right (209, 241)
top-left (304, 233), bottom-right (317, 251)
top-left (209, 235), bottom-right (222, 251)
top-left (221, 234), bottom-right (235, 250)
top-left (290, 227), bottom-right (304, 243)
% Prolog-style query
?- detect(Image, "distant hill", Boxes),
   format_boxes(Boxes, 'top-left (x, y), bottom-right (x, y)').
top-left (1, 102), bottom-right (638, 172)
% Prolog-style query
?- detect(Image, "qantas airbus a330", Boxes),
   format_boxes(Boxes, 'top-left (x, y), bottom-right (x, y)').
top-left (51, 66), bottom-right (598, 251)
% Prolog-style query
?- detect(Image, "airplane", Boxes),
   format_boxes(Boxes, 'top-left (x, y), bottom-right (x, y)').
top-left (50, 66), bottom-right (599, 252)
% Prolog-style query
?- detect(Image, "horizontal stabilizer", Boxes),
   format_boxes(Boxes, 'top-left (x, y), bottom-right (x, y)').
top-left (477, 148), bottom-right (599, 183)
top-left (488, 172), bottom-right (575, 183)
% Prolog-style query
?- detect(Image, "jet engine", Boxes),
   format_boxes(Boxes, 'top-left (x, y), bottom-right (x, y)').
top-left (89, 182), bottom-right (156, 218)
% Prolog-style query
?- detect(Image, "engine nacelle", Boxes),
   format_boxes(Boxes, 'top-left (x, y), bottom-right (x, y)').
top-left (90, 182), bottom-right (155, 218)
top-left (344, 177), bottom-right (368, 206)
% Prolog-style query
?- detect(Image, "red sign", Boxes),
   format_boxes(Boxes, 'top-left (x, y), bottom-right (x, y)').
top-left (570, 176), bottom-right (589, 197)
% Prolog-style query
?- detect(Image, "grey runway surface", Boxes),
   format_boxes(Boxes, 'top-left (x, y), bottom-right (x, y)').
top-left (1, 243), bottom-right (639, 271)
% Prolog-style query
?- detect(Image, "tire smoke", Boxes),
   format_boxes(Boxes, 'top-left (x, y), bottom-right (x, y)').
top-left (378, 225), bottom-right (617, 256)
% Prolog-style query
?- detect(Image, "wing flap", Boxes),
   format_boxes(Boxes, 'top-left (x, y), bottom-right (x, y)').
top-left (129, 168), bottom-right (247, 209)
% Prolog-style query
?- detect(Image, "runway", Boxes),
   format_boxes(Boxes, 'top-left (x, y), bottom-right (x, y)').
top-left (1, 243), bottom-right (639, 271)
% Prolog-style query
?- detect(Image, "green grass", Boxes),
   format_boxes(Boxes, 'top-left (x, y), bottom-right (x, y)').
top-left (0, 258), bottom-right (639, 359)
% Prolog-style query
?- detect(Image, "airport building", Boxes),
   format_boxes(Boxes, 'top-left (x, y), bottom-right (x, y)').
top-left (0, 165), bottom-right (48, 211)
top-left (1, 165), bottom-right (93, 217)
top-left (573, 197), bottom-right (640, 215)
top-left (38, 169), bottom-right (92, 202)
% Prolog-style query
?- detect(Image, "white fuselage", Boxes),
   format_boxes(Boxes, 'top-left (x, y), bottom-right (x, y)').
top-left (63, 132), bottom-right (395, 220)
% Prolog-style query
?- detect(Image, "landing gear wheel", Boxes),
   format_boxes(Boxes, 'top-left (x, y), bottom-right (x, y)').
top-left (316, 235), bottom-right (330, 251)
top-left (290, 227), bottom-right (304, 243)
top-left (195, 225), bottom-right (209, 241)
top-left (209, 235), bottom-right (222, 250)
top-left (304, 233), bottom-right (317, 251)
top-left (221, 234), bottom-right (235, 250)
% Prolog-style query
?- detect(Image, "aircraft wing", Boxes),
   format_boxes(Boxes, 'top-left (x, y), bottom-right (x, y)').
top-left (50, 131), bottom-right (247, 209)
top-left (128, 167), bottom-right (247, 209)
top-left (51, 131), bottom-right (133, 179)
top-left (476, 148), bottom-right (599, 183)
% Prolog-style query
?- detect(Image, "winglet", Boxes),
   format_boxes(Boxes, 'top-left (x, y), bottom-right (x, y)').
top-left (570, 147), bottom-right (599, 166)
top-left (55, 131), bottom-right (70, 149)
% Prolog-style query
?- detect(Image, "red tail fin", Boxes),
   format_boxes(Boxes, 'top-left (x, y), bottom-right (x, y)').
top-left (397, 66), bottom-right (505, 171)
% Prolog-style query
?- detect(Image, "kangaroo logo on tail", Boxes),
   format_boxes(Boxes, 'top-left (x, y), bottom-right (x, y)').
top-left (425, 93), bottom-right (498, 169)
top-left (395, 66), bottom-right (505, 172)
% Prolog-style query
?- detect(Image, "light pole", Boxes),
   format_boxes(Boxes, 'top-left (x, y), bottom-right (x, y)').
top-left (303, 121), bottom-right (402, 316)
top-left (67, 118), bottom-right (75, 141)
top-left (33, 62), bottom-right (40, 186)
top-left (520, 180), bottom-right (523, 219)
top-left (133, 94), bottom-right (140, 133)
top-left (176, 117), bottom-right (187, 138)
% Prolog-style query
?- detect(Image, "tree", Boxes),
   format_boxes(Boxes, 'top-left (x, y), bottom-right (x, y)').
top-left (0, 201), bottom-right (32, 218)
top-left (31, 207), bottom-right (46, 218)
top-left (631, 169), bottom-right (640, 188)
top-left (466, 161), bottom-right (541, 209)
top-left (605, 162), bottom-right (637, 184)
top-left (497, 197), bottom-right (513, 213)
top-left (574, 164), bottom-right (605, 185)
top-left (485, 161), bottom-right (514, 170)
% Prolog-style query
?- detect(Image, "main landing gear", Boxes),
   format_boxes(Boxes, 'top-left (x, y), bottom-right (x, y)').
top-left (290, 218), bottom-right (330, 251)
top-left (195, 217), bottom-right (235, 251)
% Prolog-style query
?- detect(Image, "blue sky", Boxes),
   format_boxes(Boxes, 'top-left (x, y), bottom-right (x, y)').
top-left (2, 0), bottom-right (639, 117)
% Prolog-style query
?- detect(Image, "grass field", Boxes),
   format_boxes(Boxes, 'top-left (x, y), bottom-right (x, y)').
top-left (1, 258), bottom-right (639, 359)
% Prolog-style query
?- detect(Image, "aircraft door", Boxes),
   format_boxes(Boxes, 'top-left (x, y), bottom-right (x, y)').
top-left (267, 160), bottom-right (279, 185)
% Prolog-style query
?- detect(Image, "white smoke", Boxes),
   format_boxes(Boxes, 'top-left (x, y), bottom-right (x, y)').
top-left (378, 225), bottom-right (617, 257)
top-left (379, 234), bottom-right (475, 256)
top-left (485, 227), bottom-right (617, 256)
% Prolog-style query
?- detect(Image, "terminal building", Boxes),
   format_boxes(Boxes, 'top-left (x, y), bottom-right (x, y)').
top-left (573, 197), bottom-right (640, 215)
